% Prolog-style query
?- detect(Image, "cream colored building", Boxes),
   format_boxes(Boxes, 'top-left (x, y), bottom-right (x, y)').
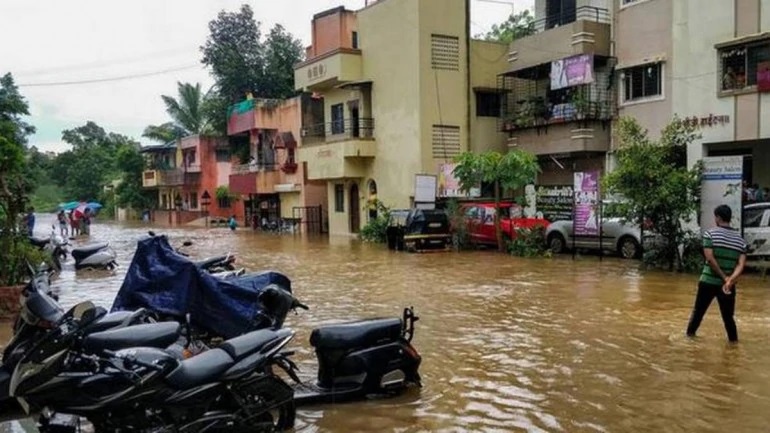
top-left (295, 0), bottom-right (508, 236)
top-left (613, 0), bottom-right (770, 189)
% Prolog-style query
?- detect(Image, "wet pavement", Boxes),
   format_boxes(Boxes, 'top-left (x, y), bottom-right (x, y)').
top-left (3, 214), bottom-right (770, 432)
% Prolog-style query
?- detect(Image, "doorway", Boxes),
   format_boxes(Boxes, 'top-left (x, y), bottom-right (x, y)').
top-left (348, 100), bottom-right (360, 138)
top-left (349, 183), bottom-right (361, 233)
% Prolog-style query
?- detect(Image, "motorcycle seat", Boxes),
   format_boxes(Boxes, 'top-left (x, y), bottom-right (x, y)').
top-left (195, 255), bottom-right (228, 270)
top-left (166, 348), bottom-right (234, 389)
top-left (82, 322), bottom-right (181, 353)
top-left (310, 318), bottom-right (403, 350)
top-left (86, 311), bottom-right (135, 333)
top-left (71, 242), bottom-right (109, 260)
top-left (220, 328), bottom-right (289, 361)
top-left (29, 237), bottom-right (50, 248)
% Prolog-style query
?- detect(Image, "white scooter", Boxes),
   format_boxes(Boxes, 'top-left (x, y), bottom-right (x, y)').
top-left (29, 225), bottom-right (69, 272)
top-left (71, 241), bottom-right (117, 270)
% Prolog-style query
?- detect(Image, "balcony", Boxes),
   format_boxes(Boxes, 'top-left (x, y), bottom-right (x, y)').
top-left (142, 169), bottom-right (184, 188)
top-left (497, 62), bottom-right (616, 133)
top-left (506, 6), bottom-right (611, 73)
top-left (294, 48), bottom-right (363, 91)
top-left (298, 118), bottom-right (375, 180)
top-left (229, 163), bottom-right (282, 195)
top-left (506, 121), bottom-right (610, 156)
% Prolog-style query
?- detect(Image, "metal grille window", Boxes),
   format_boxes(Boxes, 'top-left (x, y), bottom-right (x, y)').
top-left (622, 63), bottom-right (662, 102)
top-left (431, 34), bottom-right (460, 71)
top-left (334, 184), bottom-right (344, 213)
top-left (431, 125), bottom-right (461, 158)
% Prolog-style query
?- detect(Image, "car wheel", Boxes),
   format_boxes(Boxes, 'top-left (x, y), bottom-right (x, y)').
top-left (618, 236), bottom-right (641, 259)
top-left (547, 233), bottom-right (567, 254)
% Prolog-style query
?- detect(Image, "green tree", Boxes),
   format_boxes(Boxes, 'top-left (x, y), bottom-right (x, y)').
top-left (477, 10), bottom-right (536, 44)
top-left (200, 4), bottom-right (304, 102)
top-left (114, 145), bottom-right (154, 210)
top-left (142, 122), bottom-right (186, 144)
top-left (59, 122), bottom-right (139, 201)
top-left (603, 116), bottom-right (702, 271)
top-left (453, 150), bottom-right (541, 252)
top-left (161, 82), bottom-right (213, 135)
top-left (0, 73), bottom-right (39, 285)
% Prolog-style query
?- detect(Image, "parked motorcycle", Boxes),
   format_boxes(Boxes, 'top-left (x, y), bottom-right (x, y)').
top-left (10, 301), bottom-right (297, 433)
top-left (71, 241), bottom-right (117, 270)
top-left (28, 225), bottom-right (68, 272)
top-left (256, 286), bottom-right (423, 405)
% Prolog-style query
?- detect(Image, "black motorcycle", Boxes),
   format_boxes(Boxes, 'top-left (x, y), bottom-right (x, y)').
top-left (10, 301), bottom-right (297, 433)
top-left (256, 286), bottom-right (423, 406)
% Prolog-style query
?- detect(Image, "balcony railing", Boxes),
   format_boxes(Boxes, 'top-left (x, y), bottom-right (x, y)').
top-left (497, 68), bottom-right (617, 132)
top-left (231, 163), bottom-right (278, 174)
top-left (183, 164), bottom-right (201, 173)
top-left (302, 118), bottom-right (374, 142)
top-left (533, 5), bottom-right (610, 33)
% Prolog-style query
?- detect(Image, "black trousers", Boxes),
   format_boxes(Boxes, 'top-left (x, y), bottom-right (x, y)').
top-left (686, 281), bottom-right (738, 342)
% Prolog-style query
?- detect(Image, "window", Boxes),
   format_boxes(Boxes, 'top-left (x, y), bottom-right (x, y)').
top-left (431, 34), bottom-right (460, 71)
top-left (334, 184), bottom-right (345, 212)
top-left (189, 193), bottom-right (198, 210)
top-left (287, 147), bottom-right (296, 165)
top-left (431, 125), bottom-right (461, 158)
top-left (352, 31), bottom-right (359, 49)
top-left (215, 149), bottom-right (230, 162)
top-left (331, 103), bottom-right (345, 134)
top-left (743, 208), bottom-right (766, 228)
top-left (622, 62), bottom-right (663, 103)
top-left (218, 196), bottom-right (231, 209)
top-left (720, 41), bottom-right (770, 91)
top-left (475, 91), bottom-right (501, 117)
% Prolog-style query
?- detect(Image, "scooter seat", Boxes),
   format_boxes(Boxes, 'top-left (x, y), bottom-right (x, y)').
top-left (71, 242), bottom-right (109, 261)
top-left (220, 328), bottom-right (289, 361)
top-left (166, 348), bottom-right (234, 389)
top-left (82, 322), bottom-right (181, 353)
top-left (29, 237), bottom-right (50, 248)
top-left (310, 318), bottom-right (403, 350)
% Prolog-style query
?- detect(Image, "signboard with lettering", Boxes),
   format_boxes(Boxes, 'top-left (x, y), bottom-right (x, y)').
top-left (551, 54), bottom-right (594, 90)
top-left (700, 156), bottom-right (743, 231)
top-left (573, 171), bottom-right (600, 236)
top-left (534, 185), bottom-right (574, 222)
top-left (437, 163), bottom-right (481, 198)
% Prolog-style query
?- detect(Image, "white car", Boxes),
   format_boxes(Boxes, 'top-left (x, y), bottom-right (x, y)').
top-left (743, 202), bottom-right (770, 258)
top-left (545, 202), bottom-right (656, 259)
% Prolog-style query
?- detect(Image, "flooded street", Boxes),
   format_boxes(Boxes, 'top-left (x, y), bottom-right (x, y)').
top-left (7, 215), bottom-right (770, 432)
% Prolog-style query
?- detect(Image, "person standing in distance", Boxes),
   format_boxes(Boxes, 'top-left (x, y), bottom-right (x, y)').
top-left (686, 205), bottom-right (747, 342)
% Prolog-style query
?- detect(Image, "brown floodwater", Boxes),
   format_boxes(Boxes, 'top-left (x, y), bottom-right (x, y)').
top-left (4, 214), bottom-right (770, 432)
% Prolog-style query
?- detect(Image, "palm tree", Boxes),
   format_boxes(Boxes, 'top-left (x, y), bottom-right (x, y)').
top-left (162, 82), bottom-right (213, 135)
top-left (142, 122), bottom-right (187, 144)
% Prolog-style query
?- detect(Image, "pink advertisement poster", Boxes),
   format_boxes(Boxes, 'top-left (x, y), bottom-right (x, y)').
top-left (573, 171), bottom-right (600, 236)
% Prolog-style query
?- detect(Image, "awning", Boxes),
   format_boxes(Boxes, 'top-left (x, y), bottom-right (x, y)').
top-left (715, 32), bottom-right (770, 49)
top-left (274, 132), bottom-right (297, 149)
top-left (336, 80), bottom-right (373, 89)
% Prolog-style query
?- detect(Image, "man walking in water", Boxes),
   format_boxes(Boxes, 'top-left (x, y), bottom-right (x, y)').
top-left (686, 205), bottom-right (747, 342)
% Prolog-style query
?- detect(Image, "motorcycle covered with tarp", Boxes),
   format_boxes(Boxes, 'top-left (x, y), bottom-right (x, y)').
top-left (111, 235), bottom-right (292, 340)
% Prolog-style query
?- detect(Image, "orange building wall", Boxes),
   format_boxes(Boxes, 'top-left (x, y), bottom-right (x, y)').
top-left (309, 8), bottom-right (357, 59)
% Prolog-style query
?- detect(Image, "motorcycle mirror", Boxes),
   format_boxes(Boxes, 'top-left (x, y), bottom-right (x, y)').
top-left (148, 231), bottom-right (156, 237)
top-left (183, 241), bottom-right (193, 247)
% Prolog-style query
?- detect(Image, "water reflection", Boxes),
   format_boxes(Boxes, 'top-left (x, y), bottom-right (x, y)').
top-left (3, 214), bottom-right (770, 432)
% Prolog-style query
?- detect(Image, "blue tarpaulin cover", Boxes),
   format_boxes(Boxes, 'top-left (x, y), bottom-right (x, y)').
top-left (111, 235), bottom-right (292, 339)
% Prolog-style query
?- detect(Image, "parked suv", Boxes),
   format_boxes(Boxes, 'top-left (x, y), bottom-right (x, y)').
top-left (459, 202), bottom-right (549, 247)
top-left (545, 202), bottom-right (653, 259)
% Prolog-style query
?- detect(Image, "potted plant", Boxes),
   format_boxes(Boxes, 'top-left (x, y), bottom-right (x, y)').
top-left (570, 89), bottom-right (593, 121)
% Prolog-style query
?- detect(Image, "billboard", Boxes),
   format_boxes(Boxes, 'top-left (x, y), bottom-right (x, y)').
top-left (551, 54), bottom-right (595, 90)
top-left (437, 163), bottom-right (481, 198)
top-left (700, 156), bottom-right (743, 231)
top-left (533, 185), bottom-right (574, 222)
top-left (573, 171), bottom-right (600, 236)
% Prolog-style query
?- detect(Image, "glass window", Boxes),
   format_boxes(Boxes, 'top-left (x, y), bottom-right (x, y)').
top-left (331, 104), bottom-right (344, 134)
top-left (623, 63), bottom-right (662, 102)
top-left (334, 184), bottom-right (345, 213)
top-left (476, 91), bottom-right (501, 117)
top-left (743, 208), bottom-right (765, 228)
top-left (720, 42), bottom-right (770, 91)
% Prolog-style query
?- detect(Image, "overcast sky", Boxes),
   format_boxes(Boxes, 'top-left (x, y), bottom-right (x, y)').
top-left (0, 0), bottom-right (533, 153)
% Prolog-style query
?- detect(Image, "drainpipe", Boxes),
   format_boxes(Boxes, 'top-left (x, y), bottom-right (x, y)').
top-left (465, 0), bottom-right (472, 155)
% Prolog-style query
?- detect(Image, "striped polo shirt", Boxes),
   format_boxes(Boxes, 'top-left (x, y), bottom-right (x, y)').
top-left (700, 226), bottom-right (748, 285)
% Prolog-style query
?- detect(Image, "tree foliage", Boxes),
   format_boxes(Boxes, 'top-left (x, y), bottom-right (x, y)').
top-left (114, 145), bottom-right (154, 210)
top-left (0, 73), bottom-right (39, 286)
top-left (200, 5), bottom-right (304, 102)
top-left (603, 116), bottom-right (703, 271)
top-left (142, 122), bottom-right (187, 144)
top-left (160, 82), bottom-right (213, 135)
top-left (58, 121), bottom-right (140, 201)
top-left (453, 150), bottom-right (541, 252)
top-left (477, 10), bottom-right (536, 44)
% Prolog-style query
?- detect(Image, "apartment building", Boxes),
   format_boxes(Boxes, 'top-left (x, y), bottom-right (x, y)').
top-left (498, 0), bottom-right (614, 185)
top-left (226, 94), bottom-right (327, 231)
top-left (294, 0), bottom-right (509, 236)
